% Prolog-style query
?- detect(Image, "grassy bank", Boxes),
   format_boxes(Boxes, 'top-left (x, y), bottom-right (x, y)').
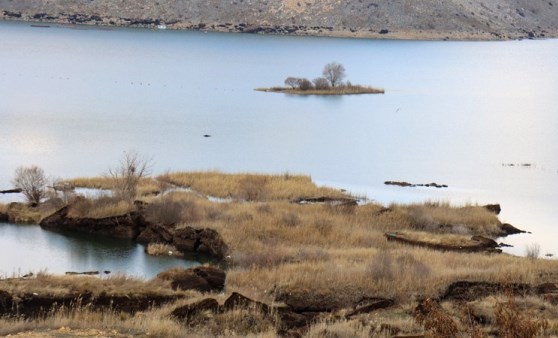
top-left (2, 171), bottom-right (558, 336)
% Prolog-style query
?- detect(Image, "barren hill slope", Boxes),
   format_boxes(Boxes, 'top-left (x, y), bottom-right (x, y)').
top-left (1, 0), bottom-right (557, 40)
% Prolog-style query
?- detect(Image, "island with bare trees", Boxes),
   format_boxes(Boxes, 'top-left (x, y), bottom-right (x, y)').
top-left (256, 62), bottom-right (384, 95)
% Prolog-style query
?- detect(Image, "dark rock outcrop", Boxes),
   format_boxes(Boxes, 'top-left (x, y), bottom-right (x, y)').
top-left (39, 206), bottom-right (147, 239)
top-left (40, 205), bottom-right (228, 260)
top-left (384, 181), bottom-right (448, 188)
top-left (483, 204), bottom-right (501, 215)
top-left (223, 292), bottom-right (269, 313)
top-left (171, 298), bottom-right (220, 323)
top-left (385, 232), bottom-right (501, 253)
top-left (157, 266), bottom-right (226, 292)
top-left (0, 212), bottom-right (8, 223)
top-left (346, 297), bottom-right (394, 318)
top-left (172, 226), bottom-right (229, 259)
top-left (292, 196), bottom-right (358, 206)
top-left (499, 223), bottom-right (527, 236)
top-left (440, 281), bottom-right (531, 301)
top-left (0, 291), bottom-right (182, 318)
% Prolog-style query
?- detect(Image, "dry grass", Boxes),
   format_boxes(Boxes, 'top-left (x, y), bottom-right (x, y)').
top-left (146, 243), bottom-right (183, 257)
top-left (65, 177), bottom-right (162, 197)
top-left (0, 203), bottom-right (8, 214)
top-left (67, 196), bottom-right (134, 219)
top-left (391, 202), bottom-right (503, 236)
top-left (157, 171), bottom-right (349, 201)
top-left (0, 272), bottom-right (179, 297)
top-left (5, 172), bottom-right (558, 336)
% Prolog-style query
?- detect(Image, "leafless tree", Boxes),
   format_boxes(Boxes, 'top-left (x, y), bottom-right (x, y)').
top-left (284, 77), bottom-right (300, 89)
top-left (322, 62), bottom-right (346, 87)
top-left (12, 165), bottom-right (47, 206)
top-left (297, 78), bottom-right (313, 91)
top-left (313, 77), bottom-right (330, 90)
top-left (108, 150), bottom-right (152, 200)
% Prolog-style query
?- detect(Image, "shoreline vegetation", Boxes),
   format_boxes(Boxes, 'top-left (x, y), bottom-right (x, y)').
top-left (257, 62), bottom-right (385, 96)
top-left (255, 85), bottom-right (385, 96)
top-left (1, 162), bottom-right (558, 336)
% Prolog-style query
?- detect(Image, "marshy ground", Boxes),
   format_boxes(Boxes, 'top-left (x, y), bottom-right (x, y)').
top-left (1, 171), bottom-right (557, 337)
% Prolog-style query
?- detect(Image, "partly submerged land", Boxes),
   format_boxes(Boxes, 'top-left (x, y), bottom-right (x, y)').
top-left (1, 171), bottom-right (558, 337)
top-left (1, 0), bottom-right (558, 40)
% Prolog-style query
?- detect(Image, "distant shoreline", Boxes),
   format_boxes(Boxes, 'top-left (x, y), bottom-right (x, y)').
top-left (0, 16), bottom-right (554, 42)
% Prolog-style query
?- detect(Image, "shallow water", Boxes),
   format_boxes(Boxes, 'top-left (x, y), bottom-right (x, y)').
top-left (0, 222), bottom-right (197, 278)
top-left (0, 21), bottom-right (557, 260)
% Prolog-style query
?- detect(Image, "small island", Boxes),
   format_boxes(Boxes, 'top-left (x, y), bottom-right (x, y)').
top-left (256, 62), bottom-right (385, 95)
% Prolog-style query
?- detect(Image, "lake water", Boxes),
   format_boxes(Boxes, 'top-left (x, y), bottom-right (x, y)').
top-left (0, 222), bottom-right (197, 278)
top-left (0, 21), bottom-right (557, 260)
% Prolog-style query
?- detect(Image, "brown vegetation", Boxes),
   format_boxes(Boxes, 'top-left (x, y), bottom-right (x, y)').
top-left (3, 171), bottom-right (558, 336)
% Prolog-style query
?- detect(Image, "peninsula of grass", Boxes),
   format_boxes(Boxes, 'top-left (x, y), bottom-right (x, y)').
top-left (257, 61), bottom-right (385, 96)
top-left (2, 167), bottom-right (558, 337)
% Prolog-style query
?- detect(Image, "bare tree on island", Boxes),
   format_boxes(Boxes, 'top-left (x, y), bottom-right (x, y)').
top-left (284, 77), bottom-right (300, 89)
top-left (109, 150), bottom-right (152, 200)
top-left (12, 165), bottom-right (47, 206)
top-left (322, 62), bottom-right (346, 87)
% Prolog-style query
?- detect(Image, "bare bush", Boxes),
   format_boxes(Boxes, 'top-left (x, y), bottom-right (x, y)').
top-left (12, 165), bottom-right (47, 206)
top-left (284, 76), bottom-right (300, 88)
top-left (494, 294), bottom-right (548, 338)
top-left (297, 78), bottom-right (313, 91)
top-left (108, 150), bottom-right (152, 200)
top-left (525, 243), bottom-right (540, 260)
top-left (415, 298), bottom-right (459, 338)
top-left (313, 77), bottom-right (330, 90)
top-left (322, 62), bottom-right (346, 87)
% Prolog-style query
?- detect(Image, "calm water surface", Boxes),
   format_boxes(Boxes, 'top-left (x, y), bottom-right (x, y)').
top-left (1, 21), bottom-right (557, 263)
top-left (0, 222), bottom-right (197, 278)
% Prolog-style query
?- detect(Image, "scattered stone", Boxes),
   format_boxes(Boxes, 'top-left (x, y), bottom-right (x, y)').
top-left (379, 29), bottom-right (389, 34)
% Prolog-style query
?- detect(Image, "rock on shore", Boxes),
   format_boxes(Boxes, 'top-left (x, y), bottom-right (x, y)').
top-left (1, 0), bottom-right (557, 40)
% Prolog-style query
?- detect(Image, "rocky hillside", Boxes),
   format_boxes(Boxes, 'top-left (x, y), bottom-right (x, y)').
top-left (1, 0), bottom-right (557, 40)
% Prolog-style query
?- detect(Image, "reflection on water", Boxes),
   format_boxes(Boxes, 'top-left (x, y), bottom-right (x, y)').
top-left (0, 21), bottom-right (557, 259)
top-left (0, 223), bottom-right (197, 278)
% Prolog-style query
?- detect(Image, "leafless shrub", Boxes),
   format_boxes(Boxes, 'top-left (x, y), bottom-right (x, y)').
top-left (525, 243), bottom-right (540, 260)
top-left (415, 298), bottom-right (459, 338)
top-left (12, 165), bottom-right (47, 206)
top-left (108, 150), bottom-right (152, 200)
top-left (284, 76), bottom-right (300, 89)
top-left (395, 253), bottom-right (431, 280)
top-left (313, 77), bottom-right (330, 90)
top-left (297, 78), bottom-right (313, 91)
top-left (494, 294), bottom-right (548, 338)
